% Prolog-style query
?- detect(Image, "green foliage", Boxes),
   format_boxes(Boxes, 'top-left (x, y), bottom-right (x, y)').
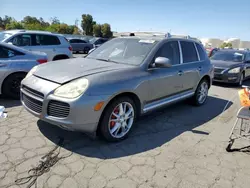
top-left (93, 24), bottom-right (102, 37)
top-left (220, 42), bottom-right (233, 48)
top-left (0, 15), bottom-right (13, 30)
top-left (6, 21), bottom-right (24, 30)
top-left (81, 14), bottom-right (94, 35)
top-left (101, 23), bottom-right (113, 38)
top-left (50, 17), bottom-right (60, 25)
top-left (0, 15), bottom-right (113, 37)
top-left (73, 27), bottom-right (81, 35)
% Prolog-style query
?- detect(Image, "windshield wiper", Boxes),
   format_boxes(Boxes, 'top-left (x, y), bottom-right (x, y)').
top-left (95, 58), bottom-right (109, 62)
top-left (95, 58), bottom-right (119, 64)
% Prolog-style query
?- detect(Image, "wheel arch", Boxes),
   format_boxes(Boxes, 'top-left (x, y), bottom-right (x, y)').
top-left (199, 75), bottom-right (211, 89)
top-left (96, 91), bottom-right (142, 135)
top-left (1, 71), bottom-right (27, 94)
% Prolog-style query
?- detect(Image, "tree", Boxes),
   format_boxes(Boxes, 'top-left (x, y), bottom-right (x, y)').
top-left (50, 17), bottom-right (60, 25)
top-left (73, 27), bottom-right (81, 35)
top-left (6, 21), bottom-right (24, 30)
top-left (81, 14), bottom-right (94, 36)
top-left (93, 24), bottom-right (102, 37)
top-left (220, 42), bottom-right (233, 48)
top-left (0, 15), bottom-right (13, 30)
top-left (101, 23), bottom-right (113, 38)
top-left (22, 16), bottom-right (40, 25)
top-left (39, 17), bottom-right (50, 27)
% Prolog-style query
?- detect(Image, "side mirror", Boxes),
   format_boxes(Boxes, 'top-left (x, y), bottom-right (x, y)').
top-left (154, 57), bottom-right (172, 68)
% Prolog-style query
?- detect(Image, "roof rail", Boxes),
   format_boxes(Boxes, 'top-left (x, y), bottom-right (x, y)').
top-left (120, 32), bottom-right (199, 41)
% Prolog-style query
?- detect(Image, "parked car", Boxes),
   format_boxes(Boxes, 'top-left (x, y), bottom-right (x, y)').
top-left (21, 36), bottom-right (213, 142)
top-left (68, 39), bottom-right (93, 54)
top-left (0, 42), bottom-right (47, 99)
top-left (211, 49), bottom-right (250, 85)
top-left (89, 37), bottom-right (109, 48)
top-left (206, 48), bottom-right (219, 57)
top-left (0, 30), bottom-right (73, 61)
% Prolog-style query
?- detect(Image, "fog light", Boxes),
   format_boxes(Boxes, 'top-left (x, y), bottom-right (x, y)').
top-left (228, 77), bottom-right (238, 80)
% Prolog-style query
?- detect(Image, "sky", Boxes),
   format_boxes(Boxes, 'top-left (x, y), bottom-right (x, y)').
top-left (1, 0), bottom-right (250, 40)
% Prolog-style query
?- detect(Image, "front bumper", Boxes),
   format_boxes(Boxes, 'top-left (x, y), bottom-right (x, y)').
top-left (21, 75), bottom-right (110, 133)
top-left (213, 72), bottom-right (241, 83)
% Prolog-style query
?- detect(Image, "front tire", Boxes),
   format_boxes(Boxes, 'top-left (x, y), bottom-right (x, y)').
top-left (238, 73), bottom-right (244, 86)
top-left (191, 79), bottom-right (209, 106)
top-left (99, 97), bottom-right (137, 142)
top-left (2, 73), bottom-right (26, 100)
top-left (84, 47), bottom-right (90, 54)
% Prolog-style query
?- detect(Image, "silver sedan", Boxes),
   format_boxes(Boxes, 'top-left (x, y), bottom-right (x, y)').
top-left (0, 42), bottom-right (47, 99)
top-left (21, 36), bottom-right (213, 142)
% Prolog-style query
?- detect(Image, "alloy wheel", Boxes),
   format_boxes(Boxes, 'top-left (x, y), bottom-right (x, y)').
top-left (108, 102), bottom-right (135, 139)
top-left (197, 82), bottom-right (208, 104)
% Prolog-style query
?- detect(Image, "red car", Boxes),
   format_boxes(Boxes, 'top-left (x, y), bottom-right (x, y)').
top-left (206, 48), bottom-right (219, 57)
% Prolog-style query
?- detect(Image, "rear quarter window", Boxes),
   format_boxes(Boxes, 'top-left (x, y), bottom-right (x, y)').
top-left (195, 43), bottom-right (206, 61)
top-left (35, 35), bottom-right (61, 46)
top-left (180, 41), bottom-right (198, 63)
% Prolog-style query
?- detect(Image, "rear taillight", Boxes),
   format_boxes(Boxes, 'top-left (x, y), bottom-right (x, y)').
top-left (69, 46), bottom-right (73, 51)
top-left (37, 59), bottom-right (48, 64)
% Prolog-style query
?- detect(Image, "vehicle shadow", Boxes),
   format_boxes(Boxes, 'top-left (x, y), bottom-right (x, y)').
top-left (37, 96), bottom-right (232, 159)
top-left (0, 95), bottom-right (21, 108)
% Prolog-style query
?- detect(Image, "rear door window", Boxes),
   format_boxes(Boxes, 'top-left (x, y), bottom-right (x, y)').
top-left (195, 43), bottom-right (206, 61)
top-left (180, 41), bottom-right (198, 63)
top-left (10, 34), bottom-right (32, 46)
top-left (35, 35), bottom-right (61, 46)
top-left (154, 41), bottom-right (180, 65)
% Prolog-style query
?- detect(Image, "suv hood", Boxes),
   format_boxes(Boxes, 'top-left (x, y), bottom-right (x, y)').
top-left (211, 60), bottom-right (242, 68)
top-left (33, 57), bottom-right (133, 84)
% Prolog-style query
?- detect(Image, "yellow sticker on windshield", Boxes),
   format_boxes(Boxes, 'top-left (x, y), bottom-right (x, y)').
top-left (139, 40), bottom-right (155, 43)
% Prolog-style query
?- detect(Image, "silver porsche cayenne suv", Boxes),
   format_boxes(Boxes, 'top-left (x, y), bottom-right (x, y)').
top-left (21, 35), bottom-right (213, 142)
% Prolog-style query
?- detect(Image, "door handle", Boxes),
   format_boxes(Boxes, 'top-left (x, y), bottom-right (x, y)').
top-left (198, 67), bottom-right (202, 71)
top-left (178, 71), bottom-right (183, 76)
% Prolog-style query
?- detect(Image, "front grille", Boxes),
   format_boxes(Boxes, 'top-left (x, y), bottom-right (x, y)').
top-left (22, 85), bottom-right (44, 99)
top-left (47, 100), bottom-right (70, 118)
top-left (22, 94), bottom-right (43, 113)
top-left (214, 67), bottom-right (225, 74)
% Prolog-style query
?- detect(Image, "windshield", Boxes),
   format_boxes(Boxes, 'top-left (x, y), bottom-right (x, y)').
top-left (89, 37), bottom-right (98, 44)
top-left (210, 51), bottom-right (245, 62)
top-left (86, 38), bottom-right (157, 65)
top-left (0, 32), bottom-right (12, 42)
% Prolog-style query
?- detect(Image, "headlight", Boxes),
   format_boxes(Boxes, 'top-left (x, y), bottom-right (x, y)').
top-left (228, 67), bottom-right (241, 73)
top-left (54, 78), bottom-right (89, 98)
top-left (25, 66), bottom-right (38, 78)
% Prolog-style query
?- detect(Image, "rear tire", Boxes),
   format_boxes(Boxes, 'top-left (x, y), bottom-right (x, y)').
top-left (53, 55), bottom-right (69, 61)
top-left (2, 73), bottom-right (26, 100)
top-left (191, 79), bottom-right (209, 106)
top-left (99, 97), bottom-right (137, 142)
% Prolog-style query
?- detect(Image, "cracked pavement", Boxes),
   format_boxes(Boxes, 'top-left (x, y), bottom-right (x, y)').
top-left (1, 83), bottom-right (250, 188)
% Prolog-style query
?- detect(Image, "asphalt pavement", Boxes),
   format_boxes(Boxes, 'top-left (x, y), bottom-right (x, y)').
top-left (0, 82), bottom-right (250, 188)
